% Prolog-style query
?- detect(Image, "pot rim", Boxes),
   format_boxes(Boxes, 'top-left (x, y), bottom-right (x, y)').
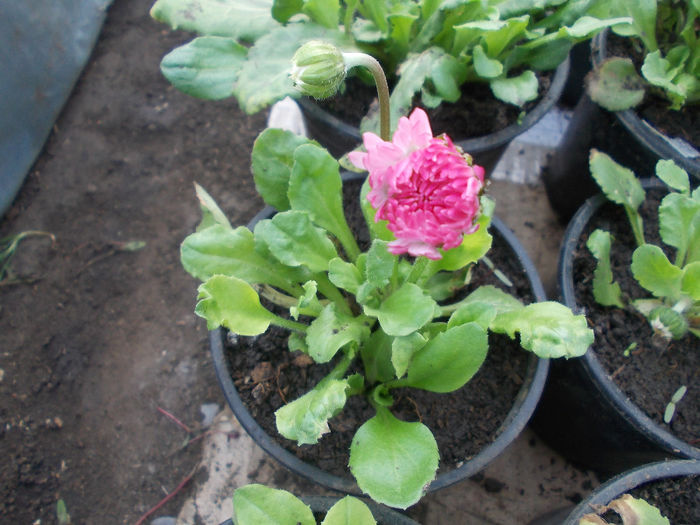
top-left (562, 458), bottom-right (700, 524)
top-left (210, 172), bottom-right (550, 498)
top-left (297, 55), bottom-right (570, 154)
top-left (558, 178), bottom-right (700, 461)
top-left (590, 31), bottom-right (700, 177)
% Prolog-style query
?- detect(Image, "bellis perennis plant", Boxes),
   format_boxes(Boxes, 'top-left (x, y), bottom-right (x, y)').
top-left (179, 45), bottom-right (592, 509)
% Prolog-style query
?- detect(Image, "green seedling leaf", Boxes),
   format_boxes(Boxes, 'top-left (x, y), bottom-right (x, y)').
top-left (181, 224), bottom-right (307, 293)
top-left (658, 192), bottom-right (700, 266)
top-left (150, 0), bottom-right (278, 41)
top-left (328, 257), bottom-right (363, 294)
top-left (306, 304), bottom-right (370, 363)
top-left (233, 484), bottom-right (315, 525)
top-left (275, 377), bottom-right (349, 445)
top-left (656, 159), bottom-right (690, 193)
top-left (681, 261), bottom-right (700, 300)
top-left (391, 332), bottom-right (427, 379)
top-left (623, 342), bottom-right (637, 357)
top-left (402, 322), bottom-right (487, 392)
top-left (587, 229), bottom-right (624, 308)
top-left (492, 302), bottom-right (594, 358)
top-left (56, 499), bottom-right (70, 525)
top-left (289, 144), bottom-right (359, 260)
top-left (364, 282), bottom-right (437, 336)
top-left (160, 37), bottom-right (247, 100)
top-left (349, 407), bottom-right (438, 509)
top-left (194, 183), bottom-right (231, 229)
top-left (321, 495), bottom-right (377, 525)
top-left (664, 385), bottom-right (687, 424)
top-left (255, 211), bottom-right (338, 273)
top-left (196, 275), bottom-right (275, 334)
top-left (586, 57), bottom-right (646, 111)
top-left (365, 240), bottom-right (394, 287)
top-left (252, 128), bottom-right (319, 211)
top-left (473, 45), bottom-right (503, 79)
top-left (490, 70), bottom-right (539, 107)
top-left (631, 244), bottom-right (683, 299)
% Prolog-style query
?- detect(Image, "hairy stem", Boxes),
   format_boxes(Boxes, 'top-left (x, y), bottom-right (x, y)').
top-left (343, 52), bottom-right (391, 141)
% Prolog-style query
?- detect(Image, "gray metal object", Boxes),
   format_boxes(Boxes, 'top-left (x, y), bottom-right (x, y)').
top-left (0, 1), bottom-right (113, 217)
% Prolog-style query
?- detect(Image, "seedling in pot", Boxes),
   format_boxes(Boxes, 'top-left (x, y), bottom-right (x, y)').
top-left (587, 150), bottom-right (700, 340)
top-left (232, 484), bottom-right (379, 525)
top-left (579, 493), bottom-right (670, 525)
top-left (180, 44), bottom-right (593, 509)
top-left (663, 384), bottom-right (688, 423)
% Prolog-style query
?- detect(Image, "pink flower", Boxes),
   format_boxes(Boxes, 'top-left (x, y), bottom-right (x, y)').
top-left (348, 108), bottom-right (485, 260)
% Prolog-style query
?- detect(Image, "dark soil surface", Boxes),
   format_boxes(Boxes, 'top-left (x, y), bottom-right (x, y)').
top-left (0, 0), bottom-right (268, 522)
top-left (225, 180), bottom-right (536, 480)
top-left (625, 474), bottom-right (700, 524)
top-left (572, 188), bottom-right (700, 445)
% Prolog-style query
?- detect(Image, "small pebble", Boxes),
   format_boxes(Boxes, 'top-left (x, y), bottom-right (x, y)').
top-left (200, 403), bottom-right (220, 428)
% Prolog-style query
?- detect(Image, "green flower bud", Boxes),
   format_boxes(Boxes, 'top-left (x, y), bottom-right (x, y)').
top-left (650, 306), bottom-right (688, 340)
top-left (290, 41), bottom-right (346, 99)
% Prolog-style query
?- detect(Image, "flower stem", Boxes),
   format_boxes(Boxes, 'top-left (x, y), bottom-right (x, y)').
top-left (272, 315), bottom-right (309, 333)
top-left (343, 52), bottom-right (391, 141)
top-left (315, 273), bottom-right (352, 315)
top-left (406, 257), bottom-right (430, 285)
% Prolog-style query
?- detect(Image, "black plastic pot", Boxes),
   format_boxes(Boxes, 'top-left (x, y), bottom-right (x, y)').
top-left (220, 495), bottom-right (420, 525)
top-left (298, 57), bottom-right (570, 175)
top-left (210, 173), bottom-right (549, 500)
top-left (531, 182), bottom-right (700, 476)
top-left (544, 32), bottom-right (700, 222)
top-left (528, 459), bottom-right (700, 525)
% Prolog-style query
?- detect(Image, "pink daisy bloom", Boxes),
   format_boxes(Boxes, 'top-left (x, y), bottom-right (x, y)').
top-left (348, 108), bottom-right (485, 260)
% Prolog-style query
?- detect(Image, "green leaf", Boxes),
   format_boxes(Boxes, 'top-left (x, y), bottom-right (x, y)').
top-left (631, 244), bottom-right (683, 299)
top-left (254, 211), bottom-right (338, 273)
top-left (447, 285), bottom-right (524, 330)
top-left (289, 144), bottom-right (358, 259)
top-left (194, 183), bottom-right (231, 229)
top-left (681, 261), bottom-right (700, 301)
top-left (658, 192), bottom-right (700, 265)
top-left (641, 51), bottom-right (688, 108)
top-left (275, 378), bottom-right (349, 445)
top-left (196, 275), bottom-right (275, 334)
top-left (616, 0), bottom-right (658, 51)
top-left (306, 304), bottom-right (370, 363)
top-left (491, 302), bottom-right (594, 358)
top-left (608, 494), bottom-right (670, 525)
top-left (233, 484), bottom-right (315, 525)
top-left (328, 258), bottom-right (363, 294)
top-left (426, 224), bottom-right (492, 275)
top-left (272, 0), bottom-right (303, 23)
top-left (160, 37), bottom-right (247, 100)
top-left (251, 128), bottom-right (319, 211)
top-left (304, 0), bottom-right (340, 28)
top-left (586, 57), bottom-right (646, 111)
top-left (402, 322), bottom-right (487, 392)
top-left (365, 240), bottom-right (394, 287)
top-left (349, 407), bottom-right (438, 509)
top-left (150, 0), bottom-right (278, 41)
top-left (321, 496), bottom-right (377, 525)
top-left (181, 225), bottom-right (307, 292)
top-left (233, 24), bottom-right (346, 113)
top-left (365, 283), bottom-right (437, 336)
top-left (587, 229), bottom-right (624, 308)
top-left (563, 16), bottom-right (633, 39)
top-left (360, 329), bottom-right (396, 384)
top-left (656, 159), bottom-right (690, 193)
top-left (473, 44), bottom-right (504, 79)
top-left (290, 281), bottom-right (323, 319)
top-left (490, 70), bottom-right (539, 107)
top-left (391, 332), bottom-right (427, 379)
top-left (589, 149), bottom-right (645, 208)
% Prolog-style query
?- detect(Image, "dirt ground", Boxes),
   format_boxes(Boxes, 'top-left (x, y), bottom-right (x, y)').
top-left (0, 0), bottom-right (270, 522)
top-left (0, 1), bottom-right (605, 524)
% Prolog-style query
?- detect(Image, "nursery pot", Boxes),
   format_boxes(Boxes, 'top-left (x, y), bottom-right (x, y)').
top-left (528, 459), bottom-right (699, 525)
top-left (531, 181), bottom-right (700, 476)
top-left (298, 56), bottom-right (570, 175)
top-left (220, 495), bottom-right (420, 525)
top-left (210, 172), bottom-right (549, 500)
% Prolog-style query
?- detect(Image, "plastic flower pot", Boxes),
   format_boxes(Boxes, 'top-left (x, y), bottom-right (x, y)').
top-left (528, 459), bottom-right (700, 525)
top-left (298, 57), bottom-right (570, 174)
top-left (545, 32), bottom-right (700, 222)
top-left (531, 180), bottom-right (700, 476)
top-left (210, 172), bottom-right (549, 501)
top-left (220, 495), bottom-right (420, 525)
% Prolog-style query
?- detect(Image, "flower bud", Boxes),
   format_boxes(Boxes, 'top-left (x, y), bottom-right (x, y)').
top-left (290, 41), bottom-right (346, 99)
